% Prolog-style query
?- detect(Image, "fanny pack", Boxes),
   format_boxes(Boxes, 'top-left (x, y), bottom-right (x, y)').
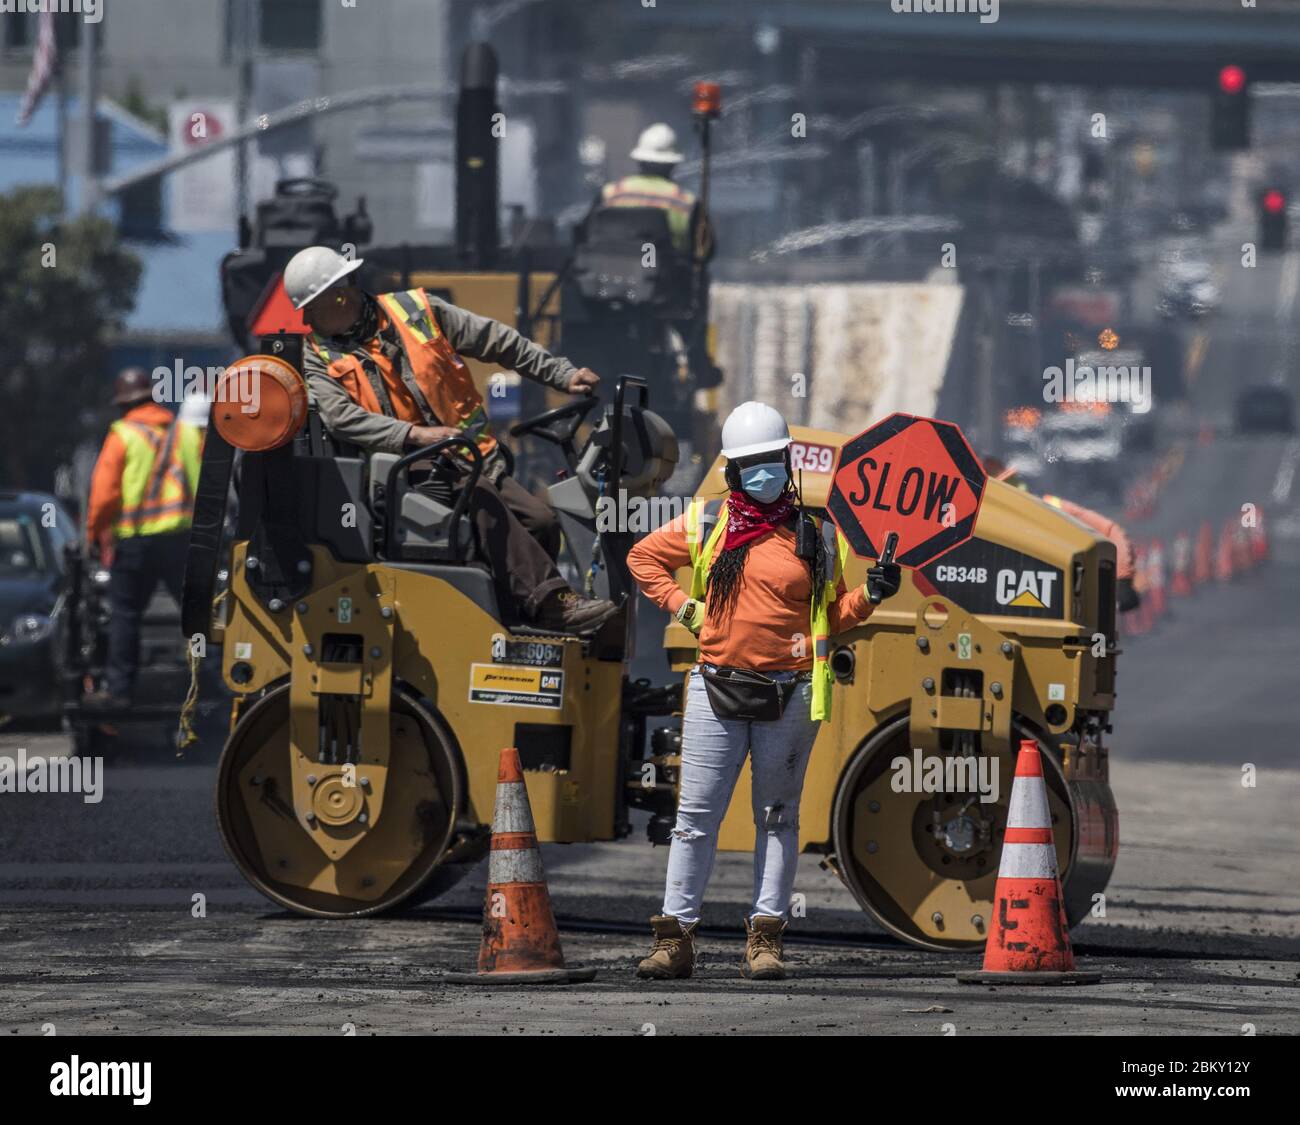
top-left (700, 665), bottom-right (800, 722)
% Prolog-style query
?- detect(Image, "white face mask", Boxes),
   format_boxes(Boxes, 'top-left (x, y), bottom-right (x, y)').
top-left (738, 462), bottom-right (788, 504)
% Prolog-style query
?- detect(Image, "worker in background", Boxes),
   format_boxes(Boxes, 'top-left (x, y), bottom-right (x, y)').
top-left (985, 456), bottom-right (1139, 611)
top-left (288, 245), bottom-right (619, 635)
top-left (626, 401), bottom-right (901, 981)
top-left (83, 367), bottom-right (203, 708)
top-left (597, 123), bottom-right (711, 260)
top-left (589, 123), bottom-right (722, 388)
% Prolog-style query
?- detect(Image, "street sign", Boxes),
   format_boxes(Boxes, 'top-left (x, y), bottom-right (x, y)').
top-left (827, 412), bottom-right (986, 569)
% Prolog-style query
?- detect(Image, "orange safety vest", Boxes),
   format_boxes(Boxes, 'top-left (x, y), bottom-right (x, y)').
top-left (308, 289), bottom-right (497, 458)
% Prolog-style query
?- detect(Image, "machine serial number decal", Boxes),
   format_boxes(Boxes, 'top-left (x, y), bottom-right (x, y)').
top-left (490, 635), bottom-right (566, 668)
top-left (469, 663), bottom-right (564, 709)
top-left (920, 538), bottom-right (1064, 618)
top-left (790, 441), bottom-right (837, 475)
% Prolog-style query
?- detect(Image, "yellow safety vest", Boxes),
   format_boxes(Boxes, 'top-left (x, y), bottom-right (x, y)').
top-left (684, 497), bottom-right (851, 722)
top-left (601, 174), bottom-right (695, 252)
top-left (112, 418), bottom-right (202, 539)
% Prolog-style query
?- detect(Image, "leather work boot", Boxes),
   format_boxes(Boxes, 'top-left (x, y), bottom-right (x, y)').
top-left (533, 590), bottom-right (621, 635)
top-left (742, 915), bottom-right (788, 980)
top-left (636, 915), bottom-right (699, 980)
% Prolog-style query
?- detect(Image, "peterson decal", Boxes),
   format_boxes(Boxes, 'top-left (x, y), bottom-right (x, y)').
top-left (919, 538), bottom-right (1064, 617)
top-left (469, 663), bottom-right (564, 709)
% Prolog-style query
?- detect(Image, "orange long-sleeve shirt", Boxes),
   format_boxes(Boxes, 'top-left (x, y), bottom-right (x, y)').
top-left (627, 508), bottom-right (875, 671)
top-left (85, 402), bottom-right (179, 557)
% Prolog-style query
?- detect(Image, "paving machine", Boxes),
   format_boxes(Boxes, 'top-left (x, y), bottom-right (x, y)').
top-left (186, 339), bottom-right (1118, 949)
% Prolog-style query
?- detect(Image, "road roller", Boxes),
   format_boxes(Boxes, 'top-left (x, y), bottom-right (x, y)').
top-left (183, 347), bottom-right (1118, 949)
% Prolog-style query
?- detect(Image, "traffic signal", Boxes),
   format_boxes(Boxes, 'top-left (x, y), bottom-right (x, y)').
top-left (1212, 65), bottom-right (1251, 150)
top-left (1259, 188), bottom-right (1288, 252)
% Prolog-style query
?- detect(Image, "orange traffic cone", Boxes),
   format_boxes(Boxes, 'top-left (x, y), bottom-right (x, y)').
top-left (1232, 520), bottom-right (1253, 573)
top-left (1193, 521), bottom-right (1213, 586)
top-left (1125, 544), bottom-right (1150, 636)
top-left (445, 748), bottom-right (595, 985)
top-left (1215, 518), bottom-right (1236, 582)
top-left (1170, 531), bottom-right (1192, 596)
top-left (1252, 508), bottom-right (1270, 563)
top-left (1147, 538), bottom-right (1167, 619)
top-left (957, 740), bottom-right (1100, 985)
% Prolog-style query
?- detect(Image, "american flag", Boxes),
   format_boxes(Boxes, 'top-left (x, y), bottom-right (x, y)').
top-left (16, 11), bottom-right (59, 128)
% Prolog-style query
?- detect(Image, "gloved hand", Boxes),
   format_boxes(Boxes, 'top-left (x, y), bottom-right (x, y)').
top-left (865, 561), bottom-right (902, 604)
top-left (1117, 577), bottom-right (1140, 613)
top-left (675, 597), bottom-right (705, 635)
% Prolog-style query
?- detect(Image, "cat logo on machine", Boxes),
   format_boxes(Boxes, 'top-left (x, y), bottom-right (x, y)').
top-left (996, 569), bottom-right (1058, 610)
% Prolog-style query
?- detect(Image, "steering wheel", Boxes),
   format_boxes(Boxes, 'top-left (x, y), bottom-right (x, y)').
top-left (508, 395), bottom-right (601, 449)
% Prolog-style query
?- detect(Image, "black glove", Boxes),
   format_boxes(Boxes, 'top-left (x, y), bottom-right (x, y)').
top-left (1117, 577), bottom-right (1140, 613)
top-left (866, 561), bottom-right (902, 604)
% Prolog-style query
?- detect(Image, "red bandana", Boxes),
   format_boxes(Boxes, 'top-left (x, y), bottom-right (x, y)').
top-left (722, 488), bottom-right (796, 551)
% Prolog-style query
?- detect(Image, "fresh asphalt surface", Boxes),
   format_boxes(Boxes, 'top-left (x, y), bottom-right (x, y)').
top-left (1, 235), bottom-right (1298, 1034)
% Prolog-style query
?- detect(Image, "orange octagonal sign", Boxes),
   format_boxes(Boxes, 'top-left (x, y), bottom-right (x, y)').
top-left (827, 413), bottom-right (986, 568)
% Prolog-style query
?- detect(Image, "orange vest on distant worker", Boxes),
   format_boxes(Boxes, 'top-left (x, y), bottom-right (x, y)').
top-left (308, 289), bottom-right (497, 457)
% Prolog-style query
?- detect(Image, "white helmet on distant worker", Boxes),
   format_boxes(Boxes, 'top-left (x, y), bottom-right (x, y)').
top-left (283, 245), bottom-right (365, 310)
top-left (178, 390), bottom-right (210, 428)
top-left (630, 123), bottom-right (684, 165)
top-left (720, 401), bottom-right (791, 460)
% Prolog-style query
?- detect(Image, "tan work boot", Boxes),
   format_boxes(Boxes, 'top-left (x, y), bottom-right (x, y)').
top-left (636, 915), bottom-right (698, 980)
top-left (742, 915), bottom-right (788, 980)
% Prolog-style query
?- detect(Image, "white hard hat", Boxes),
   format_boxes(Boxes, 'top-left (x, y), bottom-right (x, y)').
top-left (721, 401), bottom-right (791, 460)
top-left (178, 391), bottom-right (210, 428)
top-left (631, 123), bottom-right (683, 165)
top-left (283, 245), bottom-right (365, 310)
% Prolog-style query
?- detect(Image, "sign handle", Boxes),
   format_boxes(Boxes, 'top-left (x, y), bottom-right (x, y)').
top-left (867, 531), bottom-right (900, 605)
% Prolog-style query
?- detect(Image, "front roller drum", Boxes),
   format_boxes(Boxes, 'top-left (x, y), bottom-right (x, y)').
top-left (215, 683), bottom-right (466, 917)
top-left (831, 712), bottom-right (1113, 951)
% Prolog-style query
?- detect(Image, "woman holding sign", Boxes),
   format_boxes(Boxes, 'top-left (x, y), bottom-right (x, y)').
top-left (626, 401), bottom-right (902, 980)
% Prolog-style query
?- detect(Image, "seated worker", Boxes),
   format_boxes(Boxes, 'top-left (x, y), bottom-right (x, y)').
top-left (286, 245), bottom-right (618, 634)
top-left (984, 456), bottom-right (1139, 611)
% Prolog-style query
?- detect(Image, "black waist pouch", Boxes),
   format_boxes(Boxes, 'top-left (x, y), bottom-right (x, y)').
top-left (700, 666), bottom-right (797, 722)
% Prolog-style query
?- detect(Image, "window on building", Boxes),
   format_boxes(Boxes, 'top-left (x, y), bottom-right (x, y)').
top-left (259, 0), bottom-right (322, 52)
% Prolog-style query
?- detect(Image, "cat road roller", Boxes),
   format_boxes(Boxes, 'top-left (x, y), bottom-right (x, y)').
top-left (183, 351), bottom-right (1118, 951)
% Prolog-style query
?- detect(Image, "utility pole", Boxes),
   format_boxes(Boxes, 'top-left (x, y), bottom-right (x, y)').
top-left (78, 14), bottom-right (99, 214)
top-left (232, 0), bottom-right (256, 223)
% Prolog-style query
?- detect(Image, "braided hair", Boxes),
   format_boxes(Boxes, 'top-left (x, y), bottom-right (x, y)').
top-left (704, 539), bottom-right (752, 622)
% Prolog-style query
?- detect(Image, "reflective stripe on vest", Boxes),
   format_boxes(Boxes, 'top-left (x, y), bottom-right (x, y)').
top-left (601, 175), bottom-right (694, 250)
top-left (684, 497), bottom-right (850, 721)
top-left (309, 289), bottom-right (496, 457)
top-left (112, 419), bottom-right (201, 539)
top-left (1042, 494), bottom-right (1063, 509)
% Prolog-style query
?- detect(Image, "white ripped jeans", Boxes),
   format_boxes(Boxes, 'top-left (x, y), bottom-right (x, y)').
top-left (661, 667), bottom-right (820, 924)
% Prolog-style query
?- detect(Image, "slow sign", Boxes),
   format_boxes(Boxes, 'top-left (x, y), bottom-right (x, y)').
top-left (827, 413), bottom-right (986, 568)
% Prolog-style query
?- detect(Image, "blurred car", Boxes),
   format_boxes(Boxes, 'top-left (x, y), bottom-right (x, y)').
top-left (1234, 385), bottom-right (1296, 434)
top-left (0, 491), bottom-right (76, 724)
top-left (1156, 260), bottom-right (1219, 319)
top-left (1040, 406), bottom-right (1124, 500)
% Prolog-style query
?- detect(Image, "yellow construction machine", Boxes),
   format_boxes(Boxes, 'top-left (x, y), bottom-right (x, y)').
top-left (183, 345), bottom-right (1118, 951)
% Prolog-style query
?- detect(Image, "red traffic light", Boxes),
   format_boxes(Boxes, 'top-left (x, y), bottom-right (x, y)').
top-left (1263, 189), bottom-right (1286, 214)
top-left (1219, 65), bottom-right (1247, 95)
